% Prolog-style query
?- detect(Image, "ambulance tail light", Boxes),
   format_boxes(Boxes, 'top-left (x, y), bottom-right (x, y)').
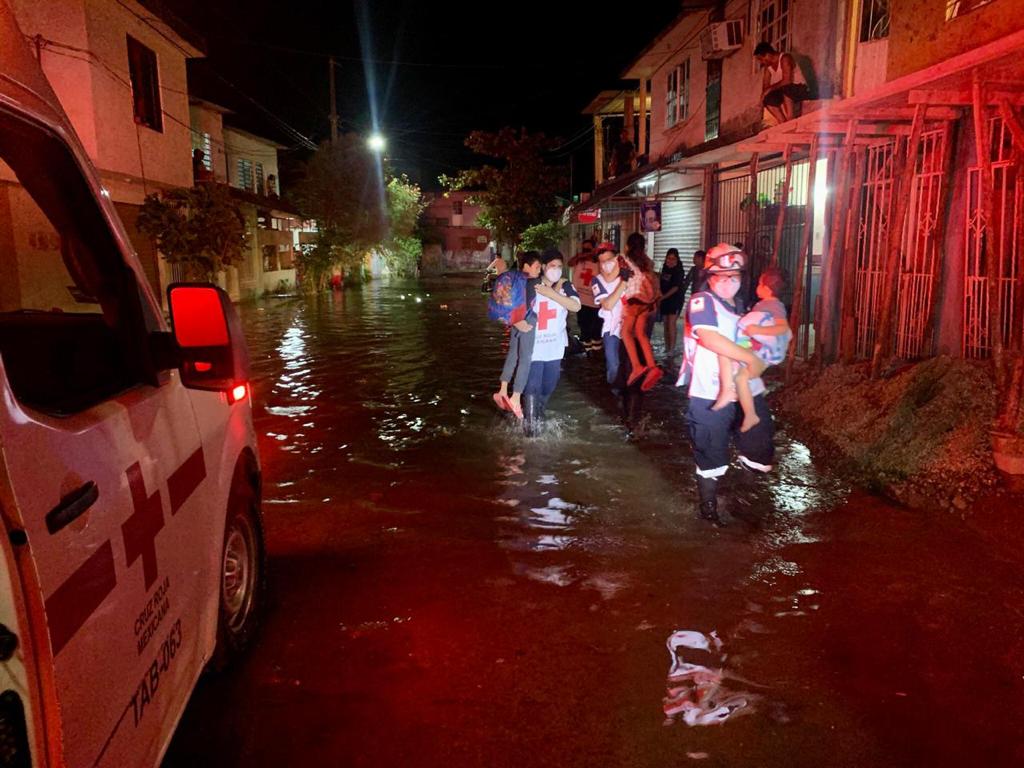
top-left (166, 284), bottom-right (251, 398)
top-left (228, 384), bottom-right (249, 405)
top-left (0, 690), bottom-right (30, 767)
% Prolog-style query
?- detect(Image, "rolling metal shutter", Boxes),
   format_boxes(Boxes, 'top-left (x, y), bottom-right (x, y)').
top-left (653, 196), bottom-right (702, 268)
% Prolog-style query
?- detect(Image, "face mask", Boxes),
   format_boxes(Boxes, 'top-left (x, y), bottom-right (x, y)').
top-left (545, 267), bottom-right (562, 283)
top-left (714, 275), bottom-right (742, 300)
top-left (601, 261), bottom-right (616, 275)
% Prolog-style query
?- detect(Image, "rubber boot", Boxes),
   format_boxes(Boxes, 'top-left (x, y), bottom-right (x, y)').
top-left (623, 388), bottom-right (644, 434)
top-left (697, 476), bottom-right (726, 527)
top-left (522, 394), bottom-right (539, 438)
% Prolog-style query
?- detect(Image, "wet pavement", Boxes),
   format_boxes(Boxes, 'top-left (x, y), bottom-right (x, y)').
top-left (164, 276), bottom-right (1024, 767)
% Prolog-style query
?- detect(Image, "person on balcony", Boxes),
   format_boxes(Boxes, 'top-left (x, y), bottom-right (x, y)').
top-left (754, 42), bottom-right (810, 124)
top-left (192, 148), bottom-right (213, 183)
top-left (608, 129), bottom-right (637, 179)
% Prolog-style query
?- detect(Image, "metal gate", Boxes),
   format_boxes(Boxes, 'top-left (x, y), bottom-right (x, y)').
top-left (713, 162), bottom-right (808, 305)
top-left (963, 116), bottom-right (1022, 359)
top-left (854, 140), bottom-right (898, 359)
top-left (653, 195), bottom-right (702, 266)
top-left (895, 127), bottom-right (949, 359)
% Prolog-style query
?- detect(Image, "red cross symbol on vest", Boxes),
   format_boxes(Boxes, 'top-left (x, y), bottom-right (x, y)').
top-left (122, 463), bottom-right (165, 590)
top-left (536, 300), bottom-right (558, 331)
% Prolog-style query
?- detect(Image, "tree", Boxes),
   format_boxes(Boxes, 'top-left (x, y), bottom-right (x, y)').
top-left (137, 184), bottom-right (247, 280)
top-left (378, 176), bottom-right (426, 277)
top-left (519, 220), bottom-right (568, 253)
top-left (292, 135), bottom-right (388, 289)
top-left (441, 128), bottom-right (567, 251)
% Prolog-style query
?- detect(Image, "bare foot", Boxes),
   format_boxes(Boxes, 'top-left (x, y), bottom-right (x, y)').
top-left (507, 393), bottom-right (524, 419)
top-left (711, 392), bottom-right (733, 411)
top-left (740, 413), bottom-right (761, 433)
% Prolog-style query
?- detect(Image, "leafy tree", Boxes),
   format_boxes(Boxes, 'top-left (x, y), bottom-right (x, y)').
top-left (441, 128), bottom-right (566, 251)
top-left (520, 220), bottom-right (568, 253)
top-left (292, 135), bottom-right (388, 288)
top-left (137, 184), bottom-right (247, 280)
top-left (378, 176), bottom-right (426, 276)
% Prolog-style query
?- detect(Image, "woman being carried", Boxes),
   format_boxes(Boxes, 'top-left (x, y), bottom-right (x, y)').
top-left (621, 232), bottom-right (662, 391)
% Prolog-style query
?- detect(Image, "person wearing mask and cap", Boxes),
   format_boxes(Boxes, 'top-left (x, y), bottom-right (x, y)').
top-left (591, 242), bottom-right (629, 389)
top-left (684, 243), bottom-right (775, 527)
top-left (521, 249), bottom-right (581, 435)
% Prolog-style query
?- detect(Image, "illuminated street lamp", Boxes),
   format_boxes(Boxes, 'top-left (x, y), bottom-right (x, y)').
top-left (367, 133), bottom-right (386, 153)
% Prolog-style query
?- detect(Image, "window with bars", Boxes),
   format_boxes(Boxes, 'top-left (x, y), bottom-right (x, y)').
top-left (665, 59), bottom-right (691, 129)
top-left (236, 158), bottom-right (254, 192)
top-left (754, 0), bottom-right (792, 55)
top-left (255, 162), bottom-right (265, 195)
top-left (126, 36), bottom-right (162, 132)
top-left (666, 69), bottom-right (678, 128)
top-left (705, 59), bottom-right (722, 141)
top-left (946, 0), bottom-right (995, 20)
top-left (453, 201), bottom-right (464, 215)
top-left (859, 0), bottom-right (889, 41)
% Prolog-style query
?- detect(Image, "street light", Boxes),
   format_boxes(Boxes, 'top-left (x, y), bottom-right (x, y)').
top-left (367, 133), bottom-right (386, 153)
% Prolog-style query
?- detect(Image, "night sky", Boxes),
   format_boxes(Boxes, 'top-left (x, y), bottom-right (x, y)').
top-left (163, 0), bottom-right (685, 189)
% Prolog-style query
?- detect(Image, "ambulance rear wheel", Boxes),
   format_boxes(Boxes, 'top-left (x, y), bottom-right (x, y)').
top-left (213, 470), bottom-right (265, 670)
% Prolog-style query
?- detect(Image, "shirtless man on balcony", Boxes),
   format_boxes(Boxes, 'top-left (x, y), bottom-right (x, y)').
top-left (754, 42), bottom-right (811, 125)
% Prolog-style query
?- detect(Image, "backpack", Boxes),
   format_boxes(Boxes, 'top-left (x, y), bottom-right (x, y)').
top-left (488, 270), bottom-right (527, 325)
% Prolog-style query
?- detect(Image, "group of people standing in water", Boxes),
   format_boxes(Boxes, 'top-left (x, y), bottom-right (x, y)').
top-left (487, 236), bottom-right (792, 526)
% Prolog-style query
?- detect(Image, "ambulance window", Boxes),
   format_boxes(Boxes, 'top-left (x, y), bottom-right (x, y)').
top-left (0, 110), bottom-right (151, 415)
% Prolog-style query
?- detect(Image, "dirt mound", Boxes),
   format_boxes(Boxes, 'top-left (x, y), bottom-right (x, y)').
top-left (772, 357), bottom-right (1001, 511)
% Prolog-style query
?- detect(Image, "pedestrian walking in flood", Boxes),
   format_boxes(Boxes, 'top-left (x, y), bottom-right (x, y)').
top-left (570, 240), bottom-right (603, 353)
top-left (522, 249), bottom-right (581, 436)
top-left (592, 242), bottom-right (628, 390)
top-left (491, 251), bottom-right (543, 419)
top-left (684, 244), bottom-right (774, 527)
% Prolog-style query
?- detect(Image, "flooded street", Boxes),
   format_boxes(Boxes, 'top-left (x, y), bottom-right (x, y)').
top-left (165, 277), bottom-right (1024, 767)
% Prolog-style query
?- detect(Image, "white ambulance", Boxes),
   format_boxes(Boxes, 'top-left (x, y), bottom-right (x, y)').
top-left (0, 6), bottom-right (265, 767)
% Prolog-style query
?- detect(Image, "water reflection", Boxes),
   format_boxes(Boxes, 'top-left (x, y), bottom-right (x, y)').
top-left (662, 630), bottom-right (757, 727)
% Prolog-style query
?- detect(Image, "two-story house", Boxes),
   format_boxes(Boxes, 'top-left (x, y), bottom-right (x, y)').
top-left (188, 99), bottom-right (307, 299)
top-left (8, 0), bottom-right (203, 302)
top-left (569, 0), bottom-right (1024, 372)
top-left (420, 191), bottom-right (492, 274)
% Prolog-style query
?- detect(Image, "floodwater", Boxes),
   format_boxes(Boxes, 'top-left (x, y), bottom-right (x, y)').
top-left (165, 277), bottom-right (1024, 767)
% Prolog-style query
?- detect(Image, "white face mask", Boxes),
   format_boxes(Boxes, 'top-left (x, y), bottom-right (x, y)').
top-left (713, 275), bottom-right (742, 301)
top-left (600, 260), bottom-right (616, 275)
top-left (545, 267), bottom-right (563, 283)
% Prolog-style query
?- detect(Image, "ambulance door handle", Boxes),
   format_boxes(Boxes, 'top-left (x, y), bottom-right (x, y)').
top-left (46, 482), bottom-right (99, 535)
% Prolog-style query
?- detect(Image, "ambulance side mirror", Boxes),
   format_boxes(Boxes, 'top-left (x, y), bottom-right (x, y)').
top-left (167, 283), bottom-right (251, 396)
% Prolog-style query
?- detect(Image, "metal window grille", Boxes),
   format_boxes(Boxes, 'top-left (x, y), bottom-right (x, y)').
top-left (237, 158), bottom-right (254, 192)
top-left (895, 127), bottom-right (949, 359)
top-left (666, 69), bottom-right (678, 128)
top-left (680, 59), bottom-right (691, 121)
top-left (854, 140), bottom-right (898, 359)
top-left (706, 60), bottom-right (722, 141)
top-left (255, 162), bottom-right (265, 195)
top-left (946, 0), bottom-right (995, 21)
top-left (963, 116), bottom-right (1022, 358)
top-left (859, 0), bottom-right (890, 41)
top-left (755, 0), bottom-right (791, 54)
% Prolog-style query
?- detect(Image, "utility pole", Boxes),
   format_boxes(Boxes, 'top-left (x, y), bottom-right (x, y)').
top-left (328, 56), bottom-right (338, 145)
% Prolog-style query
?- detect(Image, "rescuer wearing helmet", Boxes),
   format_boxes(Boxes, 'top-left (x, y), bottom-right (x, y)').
top-left (684, 243), bottom-right (776, 526)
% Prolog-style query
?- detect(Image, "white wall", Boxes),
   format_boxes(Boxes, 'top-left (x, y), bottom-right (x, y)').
top-left (224, 127), bottom-right (281, 195)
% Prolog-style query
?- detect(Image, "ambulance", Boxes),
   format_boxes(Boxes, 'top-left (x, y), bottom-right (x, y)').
top-left (0, 6), bottom-right (265, 766)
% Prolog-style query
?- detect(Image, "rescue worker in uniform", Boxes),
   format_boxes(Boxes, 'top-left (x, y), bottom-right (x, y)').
top-left (684, 244), bottom-right (775, 526)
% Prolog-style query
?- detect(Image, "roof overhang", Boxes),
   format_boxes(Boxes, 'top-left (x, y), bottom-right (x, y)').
top-left (620, 5), bottom-right (714, 80)
top-left (659, 27), bottom-right (1024, 171)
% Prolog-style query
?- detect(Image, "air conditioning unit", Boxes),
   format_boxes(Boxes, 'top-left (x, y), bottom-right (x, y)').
top-left (701, 20), bottom-right (744, 60)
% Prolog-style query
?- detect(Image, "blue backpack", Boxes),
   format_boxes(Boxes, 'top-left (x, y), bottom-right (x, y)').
top-left (487, 270), bottom-right (527, 325)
